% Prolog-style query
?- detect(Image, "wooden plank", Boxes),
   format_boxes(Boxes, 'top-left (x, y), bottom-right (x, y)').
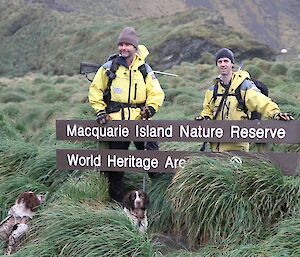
top-left (56, 149), bottom-right (299, 176)
top-left (56, 120), bottom-right (300, 143)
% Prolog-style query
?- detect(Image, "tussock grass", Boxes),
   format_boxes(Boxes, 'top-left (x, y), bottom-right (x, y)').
top-left (0, 92), bottom-right (27, 103)
top-left (287, 68), bottom-right (300, 82)
top-left (1, 103), bottom-right (20, 117)
top-left (243, 64), bottom-right (262, 79)
top-left (0, 139), bottom-right (37, 175)
top-left (57, 171), bottom-right (109, 203)
top-left (148, 174), bottom-right (174, 233)
top-left (0, 115), bottom-right (21, 140)
top-left (270, 63), bottom-right (288, 76)
top-left (0, 175), bottom-right (48, 207)
top-left (0, 174), bottom-right (48, 223)
top-left (210, 213), bottom-right (300, 257)
top-left (23, 144), bottom-right (76, 190)
top-left (15, 200), bottom-right (155, 257)
top-left (167, 156), bottom-right (300, 247)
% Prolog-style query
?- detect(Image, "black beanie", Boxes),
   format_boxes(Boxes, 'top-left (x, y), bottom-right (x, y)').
top-left (215, 48), bottom-right (234, 65)
top-left (117, 27), bottom-right (138, 49)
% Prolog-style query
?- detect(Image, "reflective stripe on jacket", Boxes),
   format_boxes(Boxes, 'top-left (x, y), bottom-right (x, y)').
top-left (88, 45), bottom-right (165, 120)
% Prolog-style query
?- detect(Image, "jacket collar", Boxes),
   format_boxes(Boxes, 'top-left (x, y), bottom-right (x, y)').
top-left (214, 70), bottom-right (251, 90)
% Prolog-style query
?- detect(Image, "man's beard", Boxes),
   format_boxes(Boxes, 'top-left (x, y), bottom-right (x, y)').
top-left (120, 51), bottom-right (131, 58)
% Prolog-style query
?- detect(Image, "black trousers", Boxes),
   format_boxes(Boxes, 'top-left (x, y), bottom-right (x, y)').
top-left (106, 141), bottom-right (158, 202)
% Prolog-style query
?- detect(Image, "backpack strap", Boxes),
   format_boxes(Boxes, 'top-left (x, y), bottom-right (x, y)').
top-left (212, 78), bottom-right (251, 118)
top-left (106, 56), bottom-right (120, 87)
top-left (103, 57), bottom-right (120, 110)
top-left (138, 63), bottom-right (148, 82)
top-left (252, 78), bottom-right (268, 96)
top-left (105, 55), bottom-right (148, 86)
top-left (212, 79), bottom-right (219, 102)
top-left (211, 80), bottom-right (231, 120)
top-left (201, 79), bottom-right (229, 152)
top-left (234, 83), bottom-right (248, 113)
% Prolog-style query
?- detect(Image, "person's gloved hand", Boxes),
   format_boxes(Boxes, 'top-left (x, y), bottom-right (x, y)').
top-left (273, 112), bottom-right (294, 121)
top-left (140, 106), bottom-right (156, 119)
top-left (195, 115), bottom-right (211, 121)
top-left (96, 110), bottom-right (111, 125)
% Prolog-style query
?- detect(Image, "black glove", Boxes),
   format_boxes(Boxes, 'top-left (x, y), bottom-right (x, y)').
top-left (140, 106), bottom-right (156, 119)
top-left (273, 112), bottom-right (294, 121)
top-left (96, 110), bottom-right (111, 125)
top-left (195, 115), bottom-right (211, 121)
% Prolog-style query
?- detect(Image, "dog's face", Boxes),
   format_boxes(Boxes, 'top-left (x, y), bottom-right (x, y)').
top-left (17, 192), bottom-right (45, 211)
top-left (123, 190), bottom-right (149, 210)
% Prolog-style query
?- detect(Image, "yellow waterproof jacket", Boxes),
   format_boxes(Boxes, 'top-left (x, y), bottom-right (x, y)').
top-left (89, 45), bottom-right (165, 120)
top-left (199, 70), bottom-right (281, 152)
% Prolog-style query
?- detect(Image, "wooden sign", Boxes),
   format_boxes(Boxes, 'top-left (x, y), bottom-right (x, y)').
top-left (56, 120), bottom-right (300, 143)
top-left (56, 120), bottom-right (300, 175)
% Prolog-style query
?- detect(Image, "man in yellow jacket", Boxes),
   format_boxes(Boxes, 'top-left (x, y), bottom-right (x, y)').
top-left (89, 27), bottom-right (165, 202)
top-left (196, 48), bottom-right (293, 152)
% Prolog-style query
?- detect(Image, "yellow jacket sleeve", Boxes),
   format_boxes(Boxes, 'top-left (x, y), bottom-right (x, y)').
top-left (145, 71), bottom-right (165, 112)
top-left (200, 89), bottom-right (214, 119)
top-left (245, 88), bottom-right (281, 118)
top-left (88, 67), bottom-right (109, 114)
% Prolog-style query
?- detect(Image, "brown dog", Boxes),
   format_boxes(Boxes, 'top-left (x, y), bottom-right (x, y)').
top-left (0, 192), bottom-right (45, 255)
top-left (123, 190), bottom-right (149, 233)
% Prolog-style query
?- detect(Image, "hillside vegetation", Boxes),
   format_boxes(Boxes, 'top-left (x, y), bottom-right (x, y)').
top-left (0, 0), bottom-right (274, 77)
top-left (20, 0), bottom-right (300, 54)
top-left (186, 0), bottom-right (300, 54)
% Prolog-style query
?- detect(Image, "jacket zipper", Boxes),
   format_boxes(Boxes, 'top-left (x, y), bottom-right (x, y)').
top-left (127, 69), bottom-right (132, 120)
top-left (134, 83), bottom-right (137, 100)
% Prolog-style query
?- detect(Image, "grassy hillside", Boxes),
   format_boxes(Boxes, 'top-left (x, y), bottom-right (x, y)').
top-left (37, 0), bottom-right (188, 18)
top-left (20, 0), bottom-right (300, 55)
top-left (0, 1), bottom-right (274, 77)
top-left (187, 0), bottom-right (300, 55)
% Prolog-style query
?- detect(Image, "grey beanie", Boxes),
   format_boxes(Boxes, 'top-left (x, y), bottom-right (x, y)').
top-left (215, 48), bottom-right (234, 65)
top-left (117, 27), bottom-right (138, 49)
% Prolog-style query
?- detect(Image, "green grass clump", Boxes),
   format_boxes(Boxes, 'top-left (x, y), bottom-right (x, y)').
top-left (244, 64), bottom-right (262, 79)
top-left (0, 92), bottom-right (26, 103)
top-left (259, 74), bottom-right (282, 89)
top-left (57, 171), bottom-right (109, 203)
top-left (270, 63), bottom-right (288, 76)
top-left (1, 103), bottom-right (20, 117)
top-left (148, 174), bottom-right (174, 234)
top-left (167, 155), bottom-right (300, 247)
top-left (0, 139), bottom-right (37, 174)
top-left (0, 175), bottom-right (48, 212)
top-left (287, 68), bottom-right (300, 82)
top-left (15, 200), bottom-right (156, 257)
top-left (22, 144), bottom-right (75, 190)
top-left (0, 115), bottom-right (21, 140)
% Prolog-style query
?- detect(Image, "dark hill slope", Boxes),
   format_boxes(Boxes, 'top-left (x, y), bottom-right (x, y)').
top-left (186, 0), bottom-right (300, 55)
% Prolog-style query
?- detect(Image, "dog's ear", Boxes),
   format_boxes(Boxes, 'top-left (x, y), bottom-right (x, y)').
top-left (123, 191), bottom-right (133, 210)
top-left (17, 192), bottom-right (41, 211)
top-left (144, 192), bottom-right (150, 208)
top-left (137, 190), bottom-right (149, 209)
